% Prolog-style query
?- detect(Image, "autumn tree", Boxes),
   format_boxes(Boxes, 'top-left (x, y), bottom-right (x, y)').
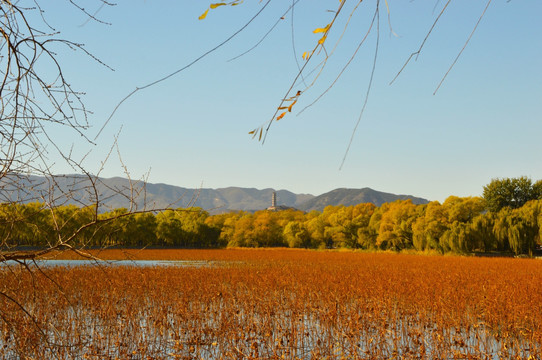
top-left (358, 204), bottom-right (388, 249)
top-left (323, 205), bottom-right (354, 248)
top-left (305, 211), bottom-right (329, 249)
top-left (469, 212), bottom-right (498, 252)
top-left (492, 201), bottom-right (541, 255)
top-left (283, 221), bottom-right (311, 248)
top-left (412, 201), bottom-right (446, 252)
top-left (212, 212), bottom-right (246, 247)
top-left (376, 200), bottom-right (419, 251)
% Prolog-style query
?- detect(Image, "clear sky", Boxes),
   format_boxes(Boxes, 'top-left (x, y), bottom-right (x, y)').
top-left (38, 0), bottom-right (541, 202)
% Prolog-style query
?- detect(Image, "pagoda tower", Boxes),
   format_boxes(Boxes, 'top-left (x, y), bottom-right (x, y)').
top-left (267, 191), bottom-right (277, 211)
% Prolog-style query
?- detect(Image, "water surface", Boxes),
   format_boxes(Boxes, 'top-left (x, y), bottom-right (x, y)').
top-left (1, 259), bottom-right (212, 268)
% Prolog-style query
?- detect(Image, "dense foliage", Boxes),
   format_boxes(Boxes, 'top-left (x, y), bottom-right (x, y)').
top-left (3, 193), bottom-right (542, 255)
top-left (483, 176), bottom-right (542, 213)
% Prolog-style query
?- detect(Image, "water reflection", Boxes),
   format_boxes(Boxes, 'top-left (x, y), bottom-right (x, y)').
top-left (1, 259), bottom-right (212, 268)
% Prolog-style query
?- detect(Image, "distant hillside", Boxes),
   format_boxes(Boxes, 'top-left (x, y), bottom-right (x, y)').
top-left (0, 174), bottom-right (313, 214)
top-left (298, 187), bottom-right (429, 212)
top-left (0, 175), bottom-right (428, 213)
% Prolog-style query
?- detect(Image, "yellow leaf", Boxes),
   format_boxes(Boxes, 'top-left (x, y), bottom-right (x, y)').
top-left (276, 112), bottom-right (286, 121)
top-left (259, 128), bottom-right (263, 141)
top-left (318, 35), bottom-right (327, 45)
top-left (278, 106), bottom-right (288, 110)
top-left (198, 9), bottom-right (209, 20)
top-left (313, 24), bottom-right (331, 34)
top-left (248, 129), bottom-right (255, 135)
top-left (288, 100), bottom-right (297, 112)
top-left (210, 3), bottom-right (226, 9)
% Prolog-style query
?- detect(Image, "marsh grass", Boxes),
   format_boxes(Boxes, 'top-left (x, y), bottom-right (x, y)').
top-left (1, 249), bottom-right (541, 359)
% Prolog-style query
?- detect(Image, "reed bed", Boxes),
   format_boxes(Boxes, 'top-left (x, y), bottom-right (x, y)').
top-left (1, 249), bottom-right (541, 359)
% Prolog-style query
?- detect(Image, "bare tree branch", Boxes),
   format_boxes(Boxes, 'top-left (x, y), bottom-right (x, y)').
top-left (95, 0), bottom-right (273, 141)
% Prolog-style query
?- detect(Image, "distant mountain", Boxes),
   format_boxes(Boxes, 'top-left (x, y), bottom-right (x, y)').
top-left (0, 174), bottom-right (312, 214)
top-left (297, 187), bottom-right (429, 212)
top-left (0, 175), bottom-right (428, 213)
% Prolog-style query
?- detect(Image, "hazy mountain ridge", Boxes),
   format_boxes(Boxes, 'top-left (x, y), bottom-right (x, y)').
top-left (297, 187), bottom-right (429, 212)
top-left (1, 175), bottom-right (428, 213)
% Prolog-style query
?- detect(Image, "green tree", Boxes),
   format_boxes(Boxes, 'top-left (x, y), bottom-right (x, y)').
top-left (440, 221), bottom-right (474, 254)
top-left (122, 212), bottom-right (158, 247)
top-left (483, 177), bottom-right (542, 212)
top-left (155, 210), bottom-right (185, 246)
top-left (491, 202), bottom-right (541, 256)
top-left (470, 213), bottom-right (498, 252)
top-left (175, 208), bottom-right (220, 248)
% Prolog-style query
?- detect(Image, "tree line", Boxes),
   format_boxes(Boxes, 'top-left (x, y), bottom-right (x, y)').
top-left (1, 177), bottom-right (541, 255)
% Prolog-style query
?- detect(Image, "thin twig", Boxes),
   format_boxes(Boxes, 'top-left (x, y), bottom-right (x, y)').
top-left (339, 1), bottom-right (380, 170)
top-left (433, 0), bottom-right (493, 94)
top-left (95, 0), bottom-right (272, 141)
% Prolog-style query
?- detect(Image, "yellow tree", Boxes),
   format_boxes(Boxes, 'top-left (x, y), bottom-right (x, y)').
top-left (305, 211), bottom-right (328, 249)
top-left (283, 221), bottom-right (311, 248)
top-left (376, 200), bottom-right (419, 250)
top-left (251, 211), bottom-right (285, 247)
top-left (229, 213), bottom-right (256, 247)
top-left (412, 201), bottom-right (446, 252)
top-left (438, 196), bottom-right (485, 253)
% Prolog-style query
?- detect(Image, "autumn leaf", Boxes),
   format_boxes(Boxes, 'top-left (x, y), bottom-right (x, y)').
top-left (318, 35), bottom-right (327, 45)
top-left (248, 129), bottom-right (256, 135)
top-left (313, 24), bottom-right (331, 34)
top-left (287, 100), bottom-right (297, 112)
top-left (210, 3), bottom-right (227, 9)
top-left (276, 112), bottom-right (286, 121)
top-left (198, 9), bottom-right (209, 20)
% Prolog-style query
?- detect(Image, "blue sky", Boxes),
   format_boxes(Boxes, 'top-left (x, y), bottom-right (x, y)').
top-left (41, 0), bottom-right (541, 202)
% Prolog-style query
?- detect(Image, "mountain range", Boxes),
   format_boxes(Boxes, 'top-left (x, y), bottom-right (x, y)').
top-left (0, 174), bottom-right (429, 213)
top-left (297, 188), bottom-right (429, 212)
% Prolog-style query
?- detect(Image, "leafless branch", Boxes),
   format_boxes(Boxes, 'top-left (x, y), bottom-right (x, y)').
top-left (95, 0), bottom-right (273, 141)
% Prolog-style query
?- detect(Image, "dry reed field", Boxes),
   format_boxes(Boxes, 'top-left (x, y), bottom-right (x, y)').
top-left (1, 249), bottom-right (541, 359)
